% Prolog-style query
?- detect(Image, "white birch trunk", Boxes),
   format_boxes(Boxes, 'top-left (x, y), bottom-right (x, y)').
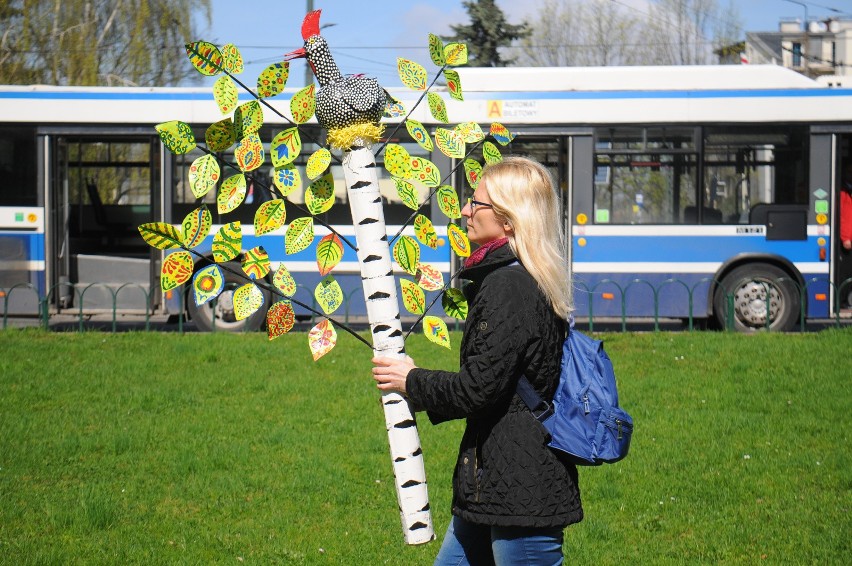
top-left (342, 145), bottom-right (434, 545)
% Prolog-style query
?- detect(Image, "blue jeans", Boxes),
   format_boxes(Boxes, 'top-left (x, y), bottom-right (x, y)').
top-left (433, 516), bottom-right (564, 566)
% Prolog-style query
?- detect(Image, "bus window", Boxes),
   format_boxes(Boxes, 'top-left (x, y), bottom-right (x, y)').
top-left (0, 126), bottom-right (38, 206)
top-left (593, 127), bottom-right (697, 224)
top-left (703, 126), bottom-right (809, 224)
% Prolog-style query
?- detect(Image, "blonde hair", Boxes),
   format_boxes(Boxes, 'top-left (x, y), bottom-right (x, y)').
top-left (481, 156), bottom-right (572, 319)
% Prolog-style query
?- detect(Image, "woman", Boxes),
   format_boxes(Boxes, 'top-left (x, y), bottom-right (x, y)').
top-left (373, 156), bottom-right (582, 565)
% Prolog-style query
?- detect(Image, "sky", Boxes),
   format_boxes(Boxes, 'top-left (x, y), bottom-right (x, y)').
top-left (200, 0), bottom-right (852, 88)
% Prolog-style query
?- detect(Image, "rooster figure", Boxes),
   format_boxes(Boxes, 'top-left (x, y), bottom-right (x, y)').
top-left (285, 10), bottom-right (391, 148)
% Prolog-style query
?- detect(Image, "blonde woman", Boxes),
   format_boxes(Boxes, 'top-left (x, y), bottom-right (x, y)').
top-left (373, 157), bottom-right (581, 565)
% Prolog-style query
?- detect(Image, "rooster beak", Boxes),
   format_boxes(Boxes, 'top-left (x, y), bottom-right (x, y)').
top-left (284, 47), bottom-right (307, 61)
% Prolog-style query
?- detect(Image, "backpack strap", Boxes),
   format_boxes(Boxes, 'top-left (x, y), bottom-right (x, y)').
top-left (516, 375), bottom-right (554, 423)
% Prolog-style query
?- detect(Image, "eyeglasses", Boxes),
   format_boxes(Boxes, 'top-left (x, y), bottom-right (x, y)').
top-left (467, 197), bottom-right (494, 212)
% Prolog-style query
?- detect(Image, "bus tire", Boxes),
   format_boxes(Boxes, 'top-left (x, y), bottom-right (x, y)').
top-left (187, 262), bottom-right (269, 333)
top-left (713, 263), bottom-right (800, 332)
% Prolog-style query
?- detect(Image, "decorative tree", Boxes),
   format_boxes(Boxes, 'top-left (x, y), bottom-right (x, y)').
top-left (140, 9), bottom-right (514, 545)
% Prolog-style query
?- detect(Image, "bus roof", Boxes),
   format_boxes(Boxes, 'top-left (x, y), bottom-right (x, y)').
top-left (456, 65), bottom-right (822, 92)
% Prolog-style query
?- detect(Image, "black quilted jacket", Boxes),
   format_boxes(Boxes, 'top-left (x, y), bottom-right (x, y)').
top-left (407, 244), bottom-right (583, 528)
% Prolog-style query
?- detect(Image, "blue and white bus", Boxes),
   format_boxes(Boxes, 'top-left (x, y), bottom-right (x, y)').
top-left (2, 64), bottom-right (851, 331)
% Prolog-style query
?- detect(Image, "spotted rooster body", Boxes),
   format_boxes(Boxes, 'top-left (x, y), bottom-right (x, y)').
top-left (286, 10), bottom-right (388, 133)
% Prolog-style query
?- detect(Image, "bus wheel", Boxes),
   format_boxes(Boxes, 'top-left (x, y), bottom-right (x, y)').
top-left (713, 263), bottom-right (799, 332)
top-left (187, 262), bottom-right (269, 332)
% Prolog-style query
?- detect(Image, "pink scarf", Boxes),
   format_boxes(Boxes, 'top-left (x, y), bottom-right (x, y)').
top-left (464, 237), bottom-right (509, 269)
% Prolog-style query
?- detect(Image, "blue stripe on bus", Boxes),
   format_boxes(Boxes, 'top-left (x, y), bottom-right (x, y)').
top-left (2, 88), bottom-right (851, 103)
top-left (572, 234), bottom-right (820, 263)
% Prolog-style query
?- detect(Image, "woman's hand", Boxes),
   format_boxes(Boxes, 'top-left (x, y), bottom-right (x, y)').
top-left (372, 355), bottom-right (417, 395)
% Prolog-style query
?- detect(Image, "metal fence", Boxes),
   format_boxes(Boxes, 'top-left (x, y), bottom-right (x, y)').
top-left (3, 276), bottom-right (852, 333)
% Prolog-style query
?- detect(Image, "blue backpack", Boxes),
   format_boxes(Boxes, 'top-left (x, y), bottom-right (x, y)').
top-left (516, 317), bottom-right (633, 465)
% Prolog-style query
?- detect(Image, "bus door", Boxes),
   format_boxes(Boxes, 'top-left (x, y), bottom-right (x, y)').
top-left (836, 133), bottom-right (852, 313)
top-left (50, 134), bottom-right (160, 314)
top-left (0, 126), bottom-right (42, 316)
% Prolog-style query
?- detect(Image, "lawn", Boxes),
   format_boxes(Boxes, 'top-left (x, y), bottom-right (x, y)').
top-left (0, 328), bottom-right (849, 564)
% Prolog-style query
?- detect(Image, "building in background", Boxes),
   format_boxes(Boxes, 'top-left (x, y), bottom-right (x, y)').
top-left (745, 18), bottom-right (852, 86)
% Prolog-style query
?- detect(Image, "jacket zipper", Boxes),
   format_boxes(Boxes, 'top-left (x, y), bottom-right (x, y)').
top-left (474, 432), bottom-right (481, 503)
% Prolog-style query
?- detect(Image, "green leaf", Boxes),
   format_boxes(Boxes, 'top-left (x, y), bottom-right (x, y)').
top-left (221, 43), bottom-right (244, 74)
top-left (212, 221), bottom-right (242, 263)
top-left (435, 128), bottom-right (465, 159)
top-left (205, 118), bottom-right (235, 152)
top-left (400, 278), bottom-right (426, 315)
top-left (291, 84), bottom-right (316, 124)
top-left (405, 119), bottom-right (433, 152)
top-left (443, 43), bottom-right (468, 66)
top-left (185, 41), bottom-right (223, 76)
top-left (394, 177), bottom-right (419, 210)
top-left (257, 62), bottom-right (289, 98)
top-left (306, 173), bottom-right (335, 215)
top-left (393, 235), bottom-right (420, 275)
top-left (384, 144), bottom-right (412, 179)
top-left (442, 288), bottom-right (468, 320)
top-left (414, 214), bottom-right (438, 249)
top-left (483, 141), bottom-right (502, 165)
top-left (423, 315), bottom-right (451, 348)
top-left (254, 199), bottom-right (287, 236)
top-left (138, 222), bottom-right (182, 250)
top-left (217, 174), bottom-right (246, 214)
top-left (428, 33), bottom-right (445, 66)
top-left (188, 154), bottom-right (220, 199)
top-left (314, 275), bottom-right (343, 315)
top-left (156, 120), bottom-right (196, 155)
top-left (316, 233), bottom-right (344, 276)
top-left (397, 58), bottom-right (427, 90)
top-left (436, 185), bottom-right (461, 219)
top-left (285, 217), bottom-right (315, 255)
top-left (181, 205), bottom-right (212, 249)
top-left (213, 75), bottom-right (238, 115)
top-left (409, 156), bottom-right (440, 188)
top-left (234, 100), bottom-right (263, 139)
top-left (271, 127), bottom-right (301, 168)
top-left (443, 69), bottom-right (463, 101)
top-left (427, 92), bottom-right (448, 123)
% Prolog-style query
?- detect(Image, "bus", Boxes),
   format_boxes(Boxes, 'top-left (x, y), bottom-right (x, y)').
top-left (2, 64), bottom-right (851, 332)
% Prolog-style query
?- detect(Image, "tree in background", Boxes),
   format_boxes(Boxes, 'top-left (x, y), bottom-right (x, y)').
top-left (0, 0), bottom-right (211, 86)
top-left (444, 0), bottom-right (530, 67)
top-left (517, 0), bottom-right (742, 67)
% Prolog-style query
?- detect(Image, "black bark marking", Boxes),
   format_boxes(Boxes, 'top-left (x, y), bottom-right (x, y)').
top-left (364, 254), bottom-right (382, 262)
top-left (350, 180), bottom-right (371, 189)
top-left (359, 217), bottom-right (378, 225)
top-left (373, 324), bottom-right (391, 333)
top-left (368, 291), bottom-right (391, 300)
top-left (401, 479), bottom-right (422, 488)
top-left (394, 419), bottom-right (416, 429)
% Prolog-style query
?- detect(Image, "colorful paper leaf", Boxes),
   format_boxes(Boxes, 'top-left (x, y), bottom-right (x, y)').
top-left (427, 92), bottom-right (448, 123)
top-left (405, 119), bottom-right (433, 152)
top-left (308, 319), bottom-right (337, 361)
top-left (257, 62), bottom-right (290, 98)
top-left (139, 222), bottom-right (182, 250)
top-left (234, 133), bottom-right (264, 172)
top-left (383, 97), bottom-right (406, 118)
top-left (409, 156), bottom-right (440, 188)
top-left (234, 100), bottom-right (263, 138)
top-left (217, 173), bottom-right (246, 214)
top-left (490, 122), bottom-right (514, 145)
top-left (254, 199), bottom-right (287, 236)
top-left (181, 205), bottom-right (212, 249)
top-left (428, 33), bottom-right (445, 66)
top-left (414, 214), bottom-right (438, 249)
top-left (393, 236), bottom-right (420, 275)
top-left (234, 283), bottom-right (264, 320)
top-left (397, 58), bottom-right (427, 90)
top-left (436, 185), bottom-right (462, 219)
top-left (242, 245), bottom-right (270, 280)
top-left (400, 278), bottom-right (426, 315)
top-left (444, 69), bottom-right (463, 101)
top-left (267, 300), bottom-right (295, 340)
top-left (156, 120), bottom-right (196, 155)
top-left (212, 221), bottom-right (242, 263)
top-left (306, 148), bottom-right (331, 180)
top-left (291, 84), bottom-right (316, 124)
top-left (273, 164), bottom-right (301, 196)
top-left (384, 144), bottom-right (412, 179)
top-left (463, 158), bottom-right (482, 189)
top-left (423, 315), bottom-right (451, 349)
top-left (272, 264), bottom-right (297, 297)
top-left (316, 233), bottom-right (343, 276)
top-left (447, 223), bottom-right (471, 257)
top-left (205, 118), bottom-right (236, 152)
top-left (192, 264), bottom-right (224, 306)
top-left (435, 127), bottom-right (465, 159)
top-left (221, 43), bottom-right (244, 74)
top-left (213, 75), bottom-right (238, 114)
top-left (443, 43), bottom-right (468, 66)
top-left (271, 127), bottom-right (301, 168)
top-left (456, 121), bottom-right (485, 143)
top-left (442, 288), bottom-right (468, 320)
top-left (285, 217), bottom-right (315, 255)
top-left (416, 263), bottom-right (445, 291)
top-left (314, 275), bottom-right (343, 315)
top-left (306, 173), bottom-right (335, 215)
top-left (161, 251), bottom-right (193, 291)
top-left (185, 41), bottom-right (223, 76)
top-left (188, 154), bottom-right (220, 199)
top-left (394, 178), bottom-right (420, 210)
top-left (483, 141), bottom-right (502, 165)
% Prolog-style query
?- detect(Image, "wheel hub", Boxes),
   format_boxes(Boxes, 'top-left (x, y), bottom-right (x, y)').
top-left (733, 280), bottom-right (782, 327)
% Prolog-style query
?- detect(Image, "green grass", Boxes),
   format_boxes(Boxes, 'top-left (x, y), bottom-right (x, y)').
top-left (0, 328), bottom-right (849, 564)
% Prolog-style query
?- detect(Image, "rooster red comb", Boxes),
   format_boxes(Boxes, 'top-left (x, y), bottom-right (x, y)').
top-left (301, 9), bottom-right (322, 40)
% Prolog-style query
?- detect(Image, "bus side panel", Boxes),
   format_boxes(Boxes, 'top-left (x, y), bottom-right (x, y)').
top-left (0, 207), bottom-right (46, 315)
